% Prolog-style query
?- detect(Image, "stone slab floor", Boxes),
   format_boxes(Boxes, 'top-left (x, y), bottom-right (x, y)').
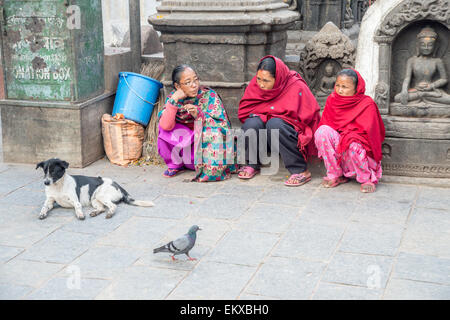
top-left (0, 154), bottom-right (449, 300)
top-left (0, 108), bottom-right (449, 300)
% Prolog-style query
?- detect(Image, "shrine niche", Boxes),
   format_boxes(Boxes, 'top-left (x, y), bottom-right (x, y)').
top-left (372, 0), bottom-right (450, 178)
top-left (315, 59), bottom-right (340, 99)
top-left (299, 21), bottom-right (355, 109)
top-left (390, 23), bottom-right (450, 117)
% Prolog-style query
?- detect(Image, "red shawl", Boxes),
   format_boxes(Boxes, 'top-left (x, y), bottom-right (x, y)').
top-left (238, 55), bottom-right (321, 158)
top-left (319, 69), bottom-right (385, 162)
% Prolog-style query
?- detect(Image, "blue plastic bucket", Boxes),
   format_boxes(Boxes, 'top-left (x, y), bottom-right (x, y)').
top-left (112, 72), bottom-right (163, 126)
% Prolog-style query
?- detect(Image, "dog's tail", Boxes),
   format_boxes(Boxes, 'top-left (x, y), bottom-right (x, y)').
top-left (113, 182), bottom-right (155, 207)
top-left (124, 196), bottom-right (155, 207)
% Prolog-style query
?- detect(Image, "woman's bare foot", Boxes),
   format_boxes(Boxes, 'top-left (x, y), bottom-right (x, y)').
top-left (321, 176), bottom-right (349, 188)
top-left (360, 182), bottom-right (376, 193)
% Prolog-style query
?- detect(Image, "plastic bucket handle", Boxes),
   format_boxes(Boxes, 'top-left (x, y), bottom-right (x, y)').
top-left (121, 73), bottom-right (157, 106)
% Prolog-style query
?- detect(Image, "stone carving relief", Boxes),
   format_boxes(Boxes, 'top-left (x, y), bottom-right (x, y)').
top-left (382, 143), bottom-right (392, 159)
top-left (377, 0), bottom-right (450, 38)
top-left (368, 0), bottom-right (450, 178)
top-left (300, 0), bottom-right (346, 31)
top-left (356, 0), bottom-right (371, 23)
top-left (284, 0), bottom-right (299, 10)
top-left (390, 24), bottom-right (450, 117)
top-left (374, 81), bottom-right (389, 112)
top-left (395, 26), bottom-right (449, 105)
top-left (343, 0), bottom-right (355, 29)
top-left (299, 21), bottom-right (355, 107)
top-left (382, 163), bottom-right (450, 177)
top-left (315, 60), bottom-right (339, 98)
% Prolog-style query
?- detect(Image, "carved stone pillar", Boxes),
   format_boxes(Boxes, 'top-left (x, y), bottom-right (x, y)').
top-left (149, 0), bottom-right (299, 127)
top-left (301, 0), bottom-right (344, 31)
top-left (374, 41), bottom-right (391, 114)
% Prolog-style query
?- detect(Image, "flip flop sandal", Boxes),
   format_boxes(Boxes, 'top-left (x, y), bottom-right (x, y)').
top-left (284, 173), bottom-right (312, 187)
top-left (163, 167), bottom-right (184, 177)
top-left (322, 176), bottom-right (349, 188)
top-left (238, 166), bottom-right (260, 180)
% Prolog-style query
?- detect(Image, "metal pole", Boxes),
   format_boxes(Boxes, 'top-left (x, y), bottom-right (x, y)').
top-left (129, 0), bottom-right (141, 73)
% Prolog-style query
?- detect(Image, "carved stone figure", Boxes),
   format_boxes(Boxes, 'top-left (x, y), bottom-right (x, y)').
top-left (316, 62), bottom-right (337, 97)
top-left (394, 26), bottom-right (450, 106)
top-left (343, 0), bottom-right (355, 29)
top-left (356, 0), bottom-right (370, 22)
top-left (378, 0), bottom-right (449, 38)
top-left (299, 22), bottom-right (355, 108)
top-left (382, 143), bottom-right (392, 158)
top-left (374, 81), bottom-right (389, 112)
top-left (284, 0), bottom-right (299, 10)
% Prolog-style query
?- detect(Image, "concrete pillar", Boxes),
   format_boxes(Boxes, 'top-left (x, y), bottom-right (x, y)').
top-left (129, 0), bottom-right (142, 73)
top-left (0, 0), bottom-right (114, 167)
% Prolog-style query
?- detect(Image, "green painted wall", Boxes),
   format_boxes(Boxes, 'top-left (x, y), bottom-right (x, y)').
top-left (0, 0), bottom-right (104, 102)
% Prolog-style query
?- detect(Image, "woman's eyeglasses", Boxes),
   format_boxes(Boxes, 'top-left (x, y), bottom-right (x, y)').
top-left (180, 78), bottom-right (199, 87)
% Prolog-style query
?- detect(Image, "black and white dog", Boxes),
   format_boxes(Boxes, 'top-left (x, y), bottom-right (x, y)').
top-left (36, 158), bottom-right (154, 220)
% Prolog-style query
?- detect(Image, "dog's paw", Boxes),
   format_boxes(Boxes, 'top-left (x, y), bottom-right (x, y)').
top-left (105, 213), bottom-right (113, 219)
top-left (77, 214), bottom-right (85, 220)
top-left (89, 212), bottom-right (98, 217)
top-left (39, 214), bottom-right (47, 220)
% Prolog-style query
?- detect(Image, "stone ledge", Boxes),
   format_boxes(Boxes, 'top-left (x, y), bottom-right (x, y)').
top-left (390, 102), bottom-right (450, 119)
top-left (142, 52), bottom-right (164, 64)
top-left (383, 115), bottom-right (450, 140)
top-left (0, 91), bottom-right (115, 110)
top-left (0, 93), bottom-right (115, 167)
top-left (380, 175), bottom-right (450, 188)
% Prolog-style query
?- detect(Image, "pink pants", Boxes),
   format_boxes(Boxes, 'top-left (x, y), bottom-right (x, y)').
top-left (314, 125), bottom-right (382, 184)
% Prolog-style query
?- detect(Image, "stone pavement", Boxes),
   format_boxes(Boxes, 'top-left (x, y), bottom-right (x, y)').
top-left (0, 152), bottom-right (449, 300)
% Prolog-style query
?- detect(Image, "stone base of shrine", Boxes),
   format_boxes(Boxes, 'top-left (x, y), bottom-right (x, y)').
top-left (0, 92), bottom-right (115, 168)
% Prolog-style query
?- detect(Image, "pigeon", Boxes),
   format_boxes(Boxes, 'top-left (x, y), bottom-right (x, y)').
top-left (153, 225), bottom-right (201, 261)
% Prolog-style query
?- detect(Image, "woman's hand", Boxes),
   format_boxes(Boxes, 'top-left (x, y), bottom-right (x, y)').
top-left (171, 87), bottom-right (187, 102)
top-left (184, 104), bottom-right (198, 118)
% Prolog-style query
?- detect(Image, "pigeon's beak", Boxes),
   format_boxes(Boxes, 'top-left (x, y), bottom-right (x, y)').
top-left (198, 227), bottom-right (202, 230)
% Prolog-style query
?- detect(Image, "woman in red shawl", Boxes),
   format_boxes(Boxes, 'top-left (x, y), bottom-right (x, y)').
top-left (238, 56), bottom-right (321, 186)
top-left (314, 69), bottom-right (385, 193)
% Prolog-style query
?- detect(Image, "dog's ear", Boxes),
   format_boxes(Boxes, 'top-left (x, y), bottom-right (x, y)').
top-left (36, 161), bottom-right (45, 170)
top-left (59, 160), bottom-right (69, 169)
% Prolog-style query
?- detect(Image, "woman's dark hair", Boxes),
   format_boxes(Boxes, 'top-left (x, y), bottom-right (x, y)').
top-left (172, 64), bottom-right (195, 85)
top-left (257, 57), bottom-right (276, 78)
top-left (337, 69), bottom-right (358, 88)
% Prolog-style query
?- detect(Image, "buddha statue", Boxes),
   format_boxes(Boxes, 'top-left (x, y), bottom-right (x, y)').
top-left (317, 62), bottom-right (337, 97)
top-left (394, 26), bottom-right (450, 105)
